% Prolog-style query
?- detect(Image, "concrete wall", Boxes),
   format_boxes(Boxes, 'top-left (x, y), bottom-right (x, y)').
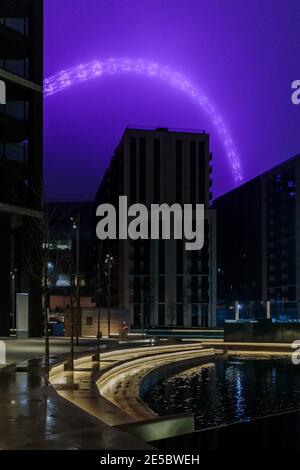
top-left (81, 307), bottom-right (130, 337)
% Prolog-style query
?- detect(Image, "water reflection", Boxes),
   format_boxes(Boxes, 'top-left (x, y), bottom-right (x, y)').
top-left (144, 357), bottom-right (300, 430)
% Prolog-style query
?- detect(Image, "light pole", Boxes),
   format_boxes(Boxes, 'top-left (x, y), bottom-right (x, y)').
top-left (141, 287), bottom-right (145, 337)
top-left (44, 304), bottom-right (50, 379)
top-left (105, 254), bottom-right (114, 338)
top-left (69, 303), bottom-right (74, 370)
top-left (10, 269), bottom-right (17, 336)
top-left (96, 285), bottom-right (102, 361)
top-left (71, 215), bottom-right (80, 345)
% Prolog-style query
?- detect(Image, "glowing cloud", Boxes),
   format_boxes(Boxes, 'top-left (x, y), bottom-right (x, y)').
top-left (44, 57), bottom-right (243, 183)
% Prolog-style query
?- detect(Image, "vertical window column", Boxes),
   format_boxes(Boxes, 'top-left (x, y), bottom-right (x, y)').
top-left (153, 139), bottom-right (160, 203)
top-left (139, 138), bottom-right (146, 204)
top-left (130, 137), bottom-right (137, 204)
top-left (190, 141), bottom-right (196, 203)
top-left (176, 140), bottom-right (182, 202)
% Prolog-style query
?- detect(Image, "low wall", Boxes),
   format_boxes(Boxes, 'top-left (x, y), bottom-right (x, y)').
top-left (116, 413), bottom-right (195, 442)
top-left (224, 319), bottom-right (300, 343)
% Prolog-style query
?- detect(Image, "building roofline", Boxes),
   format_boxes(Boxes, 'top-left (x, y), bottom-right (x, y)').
top-left (125, 125), bottom-right (207, 135)
top-left (113, 124), bottom-right (209, 157)
top-left (215, 153), bottom-right (300, 202)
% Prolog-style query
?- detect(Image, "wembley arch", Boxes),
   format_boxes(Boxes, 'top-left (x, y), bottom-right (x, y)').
top-left (44, 57), bottom-right (243, 184)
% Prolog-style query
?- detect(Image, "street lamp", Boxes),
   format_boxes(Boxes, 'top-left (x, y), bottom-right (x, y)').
top-left (96, 286), bottom-right (103, 361)
top-left (71, 215), bottom-right (80, 345)
top-left (105, 254), bottom-right (114, 338)
top-left (140, 287), bottom-right (145, 337)
top-left (10, 269), bottom-right (17, 336)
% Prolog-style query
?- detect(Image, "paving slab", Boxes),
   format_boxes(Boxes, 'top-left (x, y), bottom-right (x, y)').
top-left (0, 356), bottom-right (153, 450)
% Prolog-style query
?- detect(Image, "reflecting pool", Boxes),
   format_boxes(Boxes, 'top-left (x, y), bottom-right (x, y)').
top-left (144, 357), bottom-right (300, 430)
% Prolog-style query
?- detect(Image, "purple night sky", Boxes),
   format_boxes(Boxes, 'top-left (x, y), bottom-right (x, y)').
top-left (44, 0), bottom-right (300, 201)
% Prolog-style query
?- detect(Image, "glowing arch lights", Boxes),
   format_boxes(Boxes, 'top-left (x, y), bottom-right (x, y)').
top-left (44, 58), bottom-right (243, 184)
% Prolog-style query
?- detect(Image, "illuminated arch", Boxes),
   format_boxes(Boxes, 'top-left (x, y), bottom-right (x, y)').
top-left (44, 57), bottom-right (243, 183)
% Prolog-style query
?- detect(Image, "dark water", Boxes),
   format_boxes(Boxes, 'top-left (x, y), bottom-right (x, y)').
top-left (144, 358), bottom-right (300, 430)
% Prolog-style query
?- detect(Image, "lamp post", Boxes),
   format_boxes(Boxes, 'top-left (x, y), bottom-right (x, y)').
top-left (105, 254), bottom-right (114, 338)
top-left (96, 285), bottom-right (102, 361)
top-left (10, 269), bottom-right (17, 336)
top-left (141, 287), bottom-right (145, 337)
top-left (71, 215), bottom-right (80, 345)
top-left (44, 305), bottom-right (50, 379)
top-left (69, 304), bottom-right (74, 370)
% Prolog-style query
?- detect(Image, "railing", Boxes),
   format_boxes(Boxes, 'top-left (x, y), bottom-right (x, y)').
top-left (217, 300), bottom-right (300, 326)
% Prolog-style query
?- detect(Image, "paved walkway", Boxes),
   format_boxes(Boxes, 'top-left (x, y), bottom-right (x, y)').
top-left (2, 337), bottom-right (295, 450)
top-left (0, 337), bottom-right (104, 366)
top-left (0, 339), bottom-right (153, 450)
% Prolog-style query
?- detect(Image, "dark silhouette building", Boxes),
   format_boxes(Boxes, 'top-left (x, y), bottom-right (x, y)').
top-left (215, 153), bottom-right (300, 305)
top-left (95, 127), bottom-right (217, 328)
top-left (0, 0), bottom-right (43, 336)
top-left (215, 178), bottom-right (262, 303)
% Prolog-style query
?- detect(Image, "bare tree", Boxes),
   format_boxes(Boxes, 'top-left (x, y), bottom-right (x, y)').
top-left (20, 185), bottom-right (74, 377)
top-left (92, 243), bottom-right (106, 360)
top-left (29, 203), bottom-right (73, 376)
top-left (21, 189), bottom-right (53, 378)
top-left (64, 248), bottom-right (76, 370)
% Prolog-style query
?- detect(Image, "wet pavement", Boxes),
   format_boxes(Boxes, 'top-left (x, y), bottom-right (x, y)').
top-left (0, 337), bottom-right (106, 366)
top-left (0, 355), bottom-right (152, 450)
top-left (1, 338), bottom-right (299, 450)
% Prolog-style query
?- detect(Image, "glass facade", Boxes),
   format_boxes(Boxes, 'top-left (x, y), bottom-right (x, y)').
top-left (267, 167), bottom-right (296, 301)
top-left (0, 17), bottom-right (29, 35)
top-left (0, 101), bottom-right (28, 121)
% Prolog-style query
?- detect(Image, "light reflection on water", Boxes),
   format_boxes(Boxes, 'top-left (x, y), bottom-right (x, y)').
top-left (144, 358), bottom-right (300, 430)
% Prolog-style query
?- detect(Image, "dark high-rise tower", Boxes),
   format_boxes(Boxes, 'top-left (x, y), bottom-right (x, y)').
top-left (95, 127), bottom-right (217, 328)
top-left (0, 0), bottom-right (43, 336)
top-left (215, 153), bottom-right (300, 306)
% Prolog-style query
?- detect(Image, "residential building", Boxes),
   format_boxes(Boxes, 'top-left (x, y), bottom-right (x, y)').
top-left (0, 0), bottom-right (43, 336)
top-left (215, 153), bottom-right (300, 306)
top-left (95, 127), bottom-right (216, 328)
